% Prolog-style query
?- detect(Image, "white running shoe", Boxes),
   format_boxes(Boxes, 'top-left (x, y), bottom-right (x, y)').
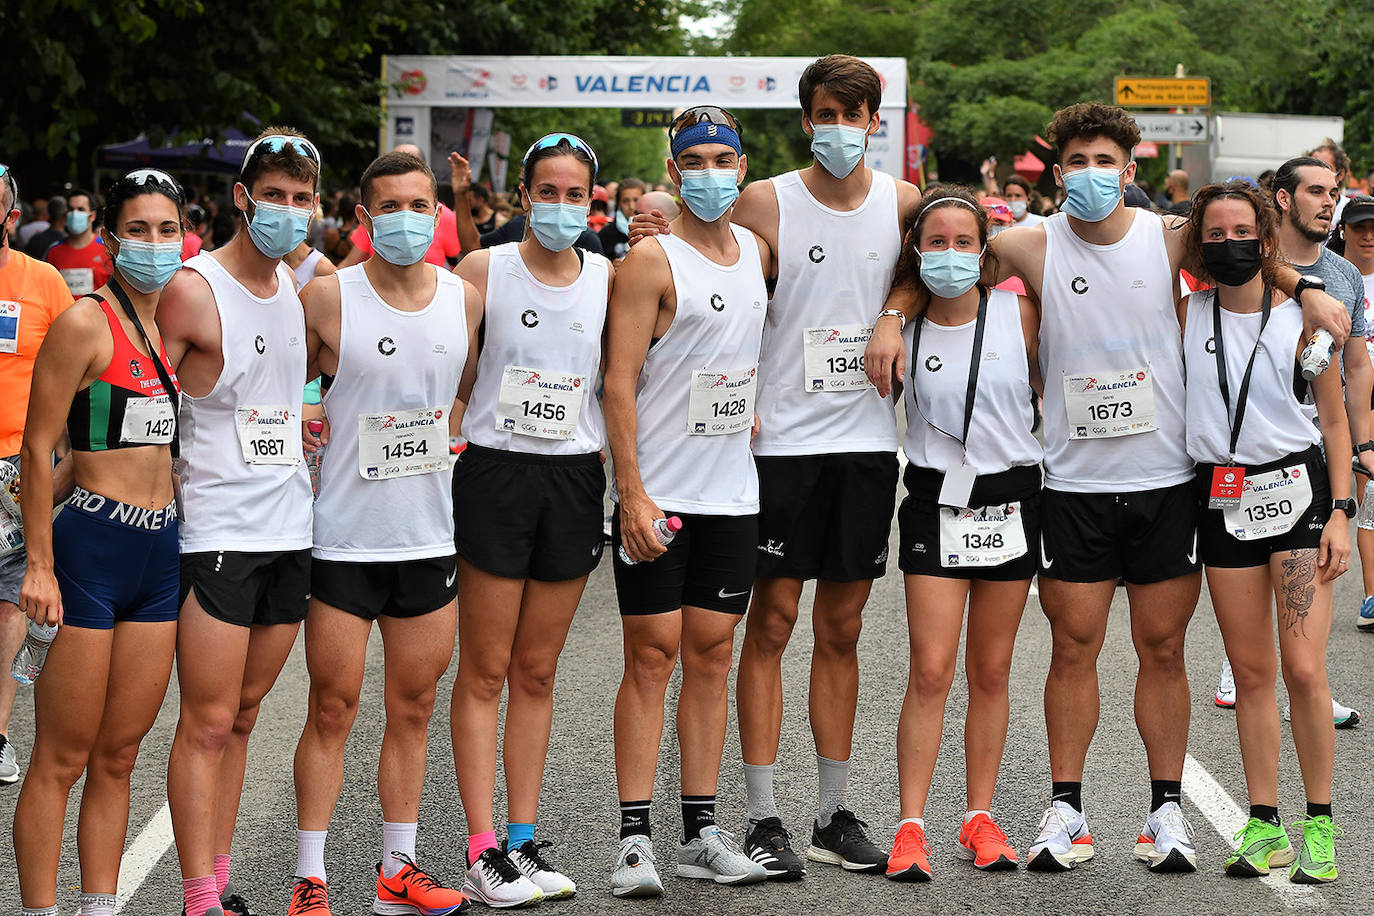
top-left (508, 840), bottom-right (576, 899)
top-left (676, 825), bottom-right (767, 885)
top-left (0, 734), bottom-right (19, 784)
top-left (1283, 697), bottom-right (1362, 728)
top-left (1026, 801), bottom-right (1094, 871)
top-left (1215, 658), bottom-right (1237, 709)
top-left (611, 834), bottom-right (663, 898)
top-left (1134, 801), bottom-right (1198, 872)
top-left (464, 848), bottom-right (543, 909)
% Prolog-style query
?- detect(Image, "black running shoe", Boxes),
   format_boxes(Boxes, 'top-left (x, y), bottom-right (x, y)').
top-left (219, 881), bottom-right (256, 916)
top-left (806, 808), bottom-right (888, 872)
top-left (746, 817), bottom-right (806, 881)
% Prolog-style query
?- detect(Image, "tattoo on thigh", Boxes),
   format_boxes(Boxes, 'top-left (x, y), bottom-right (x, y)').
top-left (1279, 549), bottom-right (1316, 638)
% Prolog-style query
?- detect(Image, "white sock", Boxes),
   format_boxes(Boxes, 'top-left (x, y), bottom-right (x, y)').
top-left (23, 908), bottom-right (59, 916)
top-left (79, 893), bottom-right (116, 916)
top-left (964, 809), bottom-right (991, 823)
top-left (296, 828), bottom-right (328, 883)
top-left (382, 821), bottom-right (419, 878)
top-left (899, 817), bottom-right (924, 830)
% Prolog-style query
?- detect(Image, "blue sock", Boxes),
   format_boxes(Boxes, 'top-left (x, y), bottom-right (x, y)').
top-left (507, 822), bottom-right (536, 849)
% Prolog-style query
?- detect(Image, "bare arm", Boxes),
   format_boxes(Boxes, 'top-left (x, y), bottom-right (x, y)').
top-left (1342, 340), bottom-right (1374, 470)
top-left (449, 152), bottom-right (482, 258)
top-left (1018, 293), bottom-right (1043, 397)
top-left (1311, 351), bottom-right (1352, 580)
top-left (301, 275), bottom-right (341, 453)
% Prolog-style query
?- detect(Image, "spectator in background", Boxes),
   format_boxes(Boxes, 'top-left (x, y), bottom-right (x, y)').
top-left (636, 189), bottom-right (679, 220)
top-left (981, 196), bottom-right (1026, 296)
top-left (24, 196), bottom-right (65, 259)
top-left (598, 177), bottom-right (645, 261)
top-left (324, 194), bottom-right (359, 264)
top-left (1123, 183), bottom-right (1154, 209)
top-left (1001, 174), bottom-right (1044, 226)
top-left (1163, 169), bottom-right (1191, 216)
top-left (587, 185), bottom-right (611, 233)
top-left (468, 184), bottom-right (497, 234)
top-left (45, 189), bottom-right (111, 296)
top-left (1309, 138), bottom-right (1353, 237)
top-left (491, 193), bottom-right (516, 228)
top-left (311, 196), bottom-right (338, 253)
top-left (181, 204), bottom-right (207, 260)
top-left (16, 198), bottom-right (47, 248)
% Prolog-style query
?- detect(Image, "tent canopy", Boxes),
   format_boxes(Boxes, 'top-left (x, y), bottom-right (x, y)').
top-left (96, 126), bottom-right (255, 176)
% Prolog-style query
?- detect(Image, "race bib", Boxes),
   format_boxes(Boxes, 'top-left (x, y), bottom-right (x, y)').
top-left (1222, 465), bottom-right (1312, 541)
top-left (0, 459), bottom-right (21, 556)
top-left (120, 395), bottom-right (176, 445)
top-left (235, 405), bottom-right (298, 465)
top-left (0, 300), bottom-right (20, 354)
top-left (688, 366), bottom-right (757, 436)
top-left (1062, 368), bottom-right (1157, 439)
top-left (803, 324), bottom-right (874, 392)
top-left (59, 267), bottom-right (94, 295)
top-left (357, 407), bottom-right (448, 480)
top-left (938, 502), bottom-right (1028, 568)
top-left (495, 365), bottom-right (585, 440)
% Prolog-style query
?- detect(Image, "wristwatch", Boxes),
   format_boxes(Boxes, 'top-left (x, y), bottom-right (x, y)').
top-left (1333, 497), bottom-right (1357, 518)
top-left (877, 309), bottom-right (907, 331)
top-left (1354, 440), bottom-right (1374, 456)
top-left (1294, 274), bottom-right (1327, 304)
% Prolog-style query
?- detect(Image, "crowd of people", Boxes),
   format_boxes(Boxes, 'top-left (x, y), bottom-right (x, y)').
top-left (1, 51), bottom-right (1373, 916)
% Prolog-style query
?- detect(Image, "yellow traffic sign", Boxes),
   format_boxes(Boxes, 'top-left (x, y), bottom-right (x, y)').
top-left (1115, 77), bottom-right (1210, 107)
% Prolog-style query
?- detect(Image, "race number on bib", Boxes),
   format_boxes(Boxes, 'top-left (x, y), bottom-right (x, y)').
top-left (1062, 368), bottom-right (1157, 439)
top-left (0, 301), bottom-right (20, 354)
top-left (120, 395), bottom-right (176, 445)
top-left (235, 406), bottom-right (298, 465)
top-left (1222, 465), bottom-right (1312, 541)
top-left (495, 365), bottom-right (585, 440)
top-left (357, 407), bottom-right (448, 480)
top-left (938, 502), bottom-right (1028, 568)
top-left (59, 268), bottom-right (94, 296)
top-left (803, 324), bottom-right (875, 392)
top-left (688, 366), bottom-right (757, 436)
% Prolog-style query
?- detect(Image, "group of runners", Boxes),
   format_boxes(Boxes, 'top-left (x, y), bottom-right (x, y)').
top-left (2, 51), bottom-right (1367, 916)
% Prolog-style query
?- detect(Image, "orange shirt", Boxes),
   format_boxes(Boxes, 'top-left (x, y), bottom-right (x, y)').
top-left (0, 251), bottom-right (76, 454)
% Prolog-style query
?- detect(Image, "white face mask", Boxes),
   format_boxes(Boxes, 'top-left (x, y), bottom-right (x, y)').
top-left (1010, 200), bottom-right (1028, 219)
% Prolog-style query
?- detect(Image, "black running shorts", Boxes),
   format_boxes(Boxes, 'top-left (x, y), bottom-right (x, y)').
top-left (1196, 446), bottom-right (1330, 568)
top-left (612, 510), bottom-right (757, 615)
top-left (1038, 481), bottom-right (1201, 584)
top-left (180, 548), bottom-right (312, 627)
top-left (898, 464), bottom-right (1041, 581)
top-left (311, 554), bottom-right (458, 620)
top-left (754, 451), bottom-right (898, 582)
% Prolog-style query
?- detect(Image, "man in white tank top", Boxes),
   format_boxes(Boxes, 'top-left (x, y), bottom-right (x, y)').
top-left (289, 152), bottom-right (481, 916)
top-left (866, 102), bottom-right (1355, 875)
top-left (603, 106), bottom-right (771, 894)
top-left (156, 127), bottom-right (321, 916)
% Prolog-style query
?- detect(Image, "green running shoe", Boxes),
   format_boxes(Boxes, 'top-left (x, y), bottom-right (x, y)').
top-left (1224, 818), bottom-right (1294, 876)
top-left (1289, 815), bottom-right (1341, 884)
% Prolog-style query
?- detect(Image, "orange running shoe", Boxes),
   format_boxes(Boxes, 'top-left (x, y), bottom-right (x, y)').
top-left (885, 821), bottom-right (933, 882)
top-left (374, 852), bottom-right (470, 915)
top-left (956, 813), bottom-right (1019, 871)
top-left (287, 877), bottom-right (332, 916)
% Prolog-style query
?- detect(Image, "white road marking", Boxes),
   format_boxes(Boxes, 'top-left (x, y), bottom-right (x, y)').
top-left (115, 801), bottom-right (174, 914)
top-left (1182, 754), bottom-right (1323, 909)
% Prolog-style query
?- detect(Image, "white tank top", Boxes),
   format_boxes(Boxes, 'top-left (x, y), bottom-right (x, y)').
top-left (1184, 291), bottom-right (1318, 465)
top-left (292, 248), bottom-right (325, 291)
top-left (753, 169), bottom-right (900, 456)
top-left (176, 253), bottom-right (314, 552)
top-left (313, 264), bottom-right (469, 561)
top-left (903, 289), bottom-right (1042, 473)
top-left (463, 243), bottom-right (609, 454)
top-left (615, 225), bottom-right (768, 515)
top-left (1038, 209), bottom-right (1191, 492)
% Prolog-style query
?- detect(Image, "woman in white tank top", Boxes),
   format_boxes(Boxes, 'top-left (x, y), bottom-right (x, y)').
top-left (885, 189), bottom-right (1043, 876)
top-left (1181, 182), bottom-right (1350, 880)
top-left (448, 134), bottom-right (609, 903)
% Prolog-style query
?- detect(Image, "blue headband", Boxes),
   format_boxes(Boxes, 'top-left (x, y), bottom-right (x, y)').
top-left (670, 122), bottom-right (743, 159)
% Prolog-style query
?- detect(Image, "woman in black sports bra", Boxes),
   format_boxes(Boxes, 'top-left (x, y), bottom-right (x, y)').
top-left (13, 169), bottom-right (186, 916)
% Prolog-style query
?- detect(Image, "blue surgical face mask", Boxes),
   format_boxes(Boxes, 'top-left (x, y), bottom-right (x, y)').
top-left (810, 124), bottom-right (868, 179)
top-left (615, 210), bottom-right (630, 236)
top-left (1060, 165), bottom-right (1126, 222)
top-left (528, 202), bottom-right (588, 252)
top-left (114, 237), bottom-right (183, 293)
top-left (367, 209), bottom-right (435, 265)
top-left (66, 210), bottom-right (91, 234)
top-left (244, 198), bottom-right (311, 258)
top-left (678, 168), bottom-right (739, 222)
top-left (918, 248), bottom-right (983, 299)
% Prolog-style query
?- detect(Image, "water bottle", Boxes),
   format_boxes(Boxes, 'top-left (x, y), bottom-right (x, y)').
top-left (0, 458), bottom-right (22, 556)
top-left (306, 420), bottom-right (324, 497)
top-left (1300, 329), bottom-right (1336, 380)
top-left (617, 516), bottom-right (683, 565)
top-left (1358, 480), bottom-right (1374, 531)
top-left (11, 619), bottom-right (58, 685)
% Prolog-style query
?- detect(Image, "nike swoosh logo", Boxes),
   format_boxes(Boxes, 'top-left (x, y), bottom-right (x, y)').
top-left (446, 567), bottom-right (457, 588)
top-left (718, 588), bottom-right (749, 599)
top-left (1186, 530), bottom-right (1198, 566)
top-left (1040, 535), bottom-right (1054, 569)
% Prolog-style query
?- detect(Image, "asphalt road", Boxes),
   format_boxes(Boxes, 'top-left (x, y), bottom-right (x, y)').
top-left (4, 507), bottom-right (1373, 915)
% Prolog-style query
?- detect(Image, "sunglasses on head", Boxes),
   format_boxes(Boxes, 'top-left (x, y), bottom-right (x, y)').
top-left (668, 106), bottom-right (744, 142)
top-left (121, 168), bottom-right (185, 199)
top-left (521, 133), bottom-right (599, 179)
top-left (241, 134), bottom-right (322, 171)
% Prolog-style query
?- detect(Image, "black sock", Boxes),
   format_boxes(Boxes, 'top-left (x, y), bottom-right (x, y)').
top-left (1250, 804), bottom-right (1280, 826)
top-left (1151, 779), bottom-right (1182, 811)
top-left (620, 799), bottom-right (651, 840)
top-left (682, 795), bottom-right (717, 842)
top-left (1306, 801), bottom-right (1333, 819)
top-left (1051, 781), bottom-right (1082, 813)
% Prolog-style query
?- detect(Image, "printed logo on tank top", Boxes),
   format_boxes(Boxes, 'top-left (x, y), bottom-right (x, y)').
top-left (521, 309), bottom-right (539, 328)
top-left (378, 336), bottom-right (396, 356)
top-left (709, 293), bottom-right (725, 312)
top-left (1071, 276), bottom-right (1089, 295)
top-left (254, 334), bottom-right (266, 355)
top-left (808, 245), bottom-right (825, 263)
top-left (925, 354), bottom-right (943, 372)
top-left (1205, 337), bottom-right (1217, 354)
top-left (129, 359), bottom-right (144, 379)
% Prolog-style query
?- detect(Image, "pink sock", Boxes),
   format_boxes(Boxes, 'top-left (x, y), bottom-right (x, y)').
top-left (213, 855), bottom-right (231, 895)
top-left (183, 875), bottom-right (219, 916)
top-left (467, 830), bottom-right (498, 865)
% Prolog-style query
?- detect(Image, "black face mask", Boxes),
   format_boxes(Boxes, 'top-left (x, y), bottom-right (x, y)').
top-left (1200, 238), bottom-right (1263, 286)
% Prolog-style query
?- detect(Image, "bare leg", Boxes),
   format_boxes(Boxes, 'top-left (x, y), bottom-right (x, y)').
top-left (1274, 550), bottom-right (1335, 805)
top-left (1208, 566), bottom-right (1279, 806)
top-left (1126, 572), bottom-right (1201, 781)
top-left (809, 579), bottom-right (873, 761)
top-left (0, 600), bottom-right (24, 737)
top-left (614, 612), bottom-right (681, 803)
top-left (677, 607), bottom-right (745, 798)
top-left (735, 578), bottom-right (802, 766)
top-left (1038, 578), bottom-right (1115, 781)
top-left (963, 579), bottom-right (1031, 811)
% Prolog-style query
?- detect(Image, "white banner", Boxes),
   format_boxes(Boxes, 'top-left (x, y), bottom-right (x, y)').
top-left (384, 55), bottom-right (907, 111)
